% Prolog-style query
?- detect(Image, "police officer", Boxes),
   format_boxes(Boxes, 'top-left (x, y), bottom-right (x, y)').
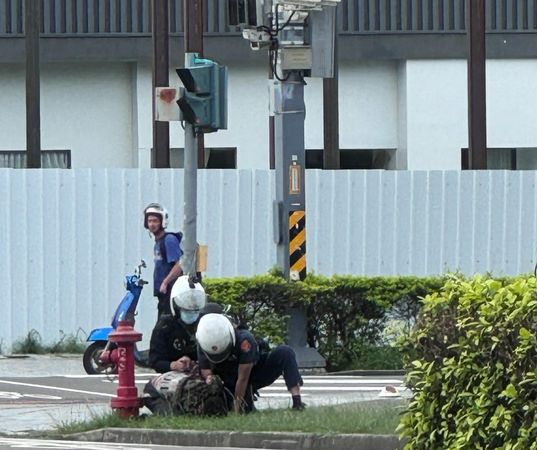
top-left (196, 313), bottom-right (306, 413)
top-left (148, 275), bottom-right (206, 373)
top-left (143, 203), bottom-right (183, 318)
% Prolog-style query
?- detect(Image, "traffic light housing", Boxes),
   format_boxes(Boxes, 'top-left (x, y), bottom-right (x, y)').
top-left (176, 57), bottom-right (228, 133)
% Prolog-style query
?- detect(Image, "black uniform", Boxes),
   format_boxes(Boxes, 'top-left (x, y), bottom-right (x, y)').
top-left (149, 314), bottom-right (197, 373)
top-left (198, 329), bottom-right (303, 404)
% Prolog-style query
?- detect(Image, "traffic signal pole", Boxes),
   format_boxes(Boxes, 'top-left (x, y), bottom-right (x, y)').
top-left (185, 0), bottom-right (206, 169)
top-left (274, 72), bottom-right (324, 368)
top-left (182, 102), bottom-right (198, 277)
top-left (179, 1), bottom-right (228, 278)
top-left (274, 72), bottom-right (306, 282)
top-left (181, 0), bottom-right (203, 278)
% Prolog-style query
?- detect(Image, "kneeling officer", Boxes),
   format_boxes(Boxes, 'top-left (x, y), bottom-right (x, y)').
top-left (148, 275), bottom-right (206, 373)
top-left (196, 313), bottom-right (306, 413)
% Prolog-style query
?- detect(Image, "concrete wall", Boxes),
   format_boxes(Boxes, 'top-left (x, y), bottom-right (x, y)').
top-left (0, 63), bottom-right (134, 168)
top-left (3, 59), bottom-right (537, 170)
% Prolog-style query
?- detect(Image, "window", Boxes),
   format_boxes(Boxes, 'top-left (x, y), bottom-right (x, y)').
top-left (461, 148), bottom-right (537, 170)
top-left (306, 149), bottom-right (396, 169)
top-left (169, 147), bottom-right (237, 169)
top-left (0, 150), bottom-right (71, 168)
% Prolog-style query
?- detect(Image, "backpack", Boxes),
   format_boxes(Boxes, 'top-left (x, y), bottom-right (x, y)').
top-left (161, 231), bottom-right (204, 282)
top-left (159, 231), bottom-right (183, 263)
top-left (143, 367), bottom-right (229, 416)
top-left (174, 373), bottom-right (229, 416)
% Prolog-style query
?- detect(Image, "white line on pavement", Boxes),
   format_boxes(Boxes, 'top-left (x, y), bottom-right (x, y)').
top-left (260, 386), bottom-right (397, 392)
top-left (272, 378), bottom-right (404, 384)
top-left (0, 380), bottom-right (115, 398)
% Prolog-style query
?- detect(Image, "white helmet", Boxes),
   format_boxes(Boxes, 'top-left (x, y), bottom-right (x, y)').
top-left (196, 313), bottom-right (236, 364)
top-left (143, 202), bottom-right (168, 229)
top-left (170, 275), bottom-right (206, 325)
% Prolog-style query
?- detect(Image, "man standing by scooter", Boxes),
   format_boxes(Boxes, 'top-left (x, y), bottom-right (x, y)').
top-left (144, 203), bottom-right (183, 318)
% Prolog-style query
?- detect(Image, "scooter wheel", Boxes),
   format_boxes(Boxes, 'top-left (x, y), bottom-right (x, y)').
top-left (83, 341), bottom-right (118, 375)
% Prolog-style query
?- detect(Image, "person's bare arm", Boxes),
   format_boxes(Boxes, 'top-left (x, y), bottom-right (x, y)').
top-left (160, 261), bottom-right (183, 293)
top-left (234, 363), bottom-right (254, 413)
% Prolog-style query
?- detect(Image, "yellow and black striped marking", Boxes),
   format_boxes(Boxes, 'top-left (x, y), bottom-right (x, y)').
top-left (289, 211), bottom-right (306, 281)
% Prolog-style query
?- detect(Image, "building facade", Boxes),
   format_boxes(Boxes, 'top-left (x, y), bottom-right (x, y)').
top-left (2, 0), bottom-right (537, 170)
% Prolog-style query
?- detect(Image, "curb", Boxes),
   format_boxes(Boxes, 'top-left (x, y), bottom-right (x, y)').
top-left (323, 370), bottom-right (406, 377)
top-left (67, 428), bottom-right (407, 450)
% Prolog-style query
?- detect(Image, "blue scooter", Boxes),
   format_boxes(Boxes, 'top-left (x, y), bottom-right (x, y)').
top-left (83, 260), bottom-right (151, 375)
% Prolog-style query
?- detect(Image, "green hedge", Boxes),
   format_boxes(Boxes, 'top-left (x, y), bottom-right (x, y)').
top-left (398, 275), bottom-right (537, 449)
top-left (204, 274), bottom-right (443, 371)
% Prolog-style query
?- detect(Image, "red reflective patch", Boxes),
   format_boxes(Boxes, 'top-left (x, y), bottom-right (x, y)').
top-left (240, 340), bottom-right (252, 353)
top-left (159, 88), bottom-right (177, 104)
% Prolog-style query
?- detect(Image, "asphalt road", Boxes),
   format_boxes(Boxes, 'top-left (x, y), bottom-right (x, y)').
top-left (0, 355), bottom-right (407, 436)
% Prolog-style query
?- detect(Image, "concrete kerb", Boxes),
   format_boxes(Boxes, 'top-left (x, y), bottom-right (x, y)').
top-left (67, 428), bottom-right (407, 450)
top-left (323, 369), bottom-right (407, 377)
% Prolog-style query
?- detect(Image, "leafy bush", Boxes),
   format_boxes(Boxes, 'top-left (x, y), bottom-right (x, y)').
top-left (204, 274), bottom-right (443, 371)
top-left (204, 274), bottom-right (293, 346)
top-left (398, 275), bottom-right (537, 449)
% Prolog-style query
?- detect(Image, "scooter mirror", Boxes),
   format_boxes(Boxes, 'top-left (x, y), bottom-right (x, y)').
top-left (140, 259), bottom-right (147, 268)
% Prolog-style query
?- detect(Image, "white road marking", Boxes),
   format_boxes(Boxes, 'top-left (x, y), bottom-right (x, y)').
top-left (271, 378), bottom-right (404, 384)
top-left (0, 438), bottom-right (150, 449)
top-left (0, 380), bottom-right (115, 398)
top-left (63, 374), bottom-right (154, 379)
top-left (0, 391), bottom-right (62, 400)
top-left (260, 386), bottom-right (400, 392)
top-left (111, 376), bottom-right (402, 383)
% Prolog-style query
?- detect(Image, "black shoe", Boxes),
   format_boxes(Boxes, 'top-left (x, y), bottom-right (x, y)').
top-left (292, 401), bottom-right (306, 411)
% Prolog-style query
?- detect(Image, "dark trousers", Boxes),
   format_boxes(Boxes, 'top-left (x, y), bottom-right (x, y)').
top-left (250, 345), bottom-right (303, 390)
top-left (221, 345), bottom-right (303, 412)
top-left (156, 292), bottom-right (171, 318)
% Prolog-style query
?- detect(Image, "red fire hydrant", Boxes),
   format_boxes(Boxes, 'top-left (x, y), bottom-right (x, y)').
top-left (109, 320), bottom-right (142, 418)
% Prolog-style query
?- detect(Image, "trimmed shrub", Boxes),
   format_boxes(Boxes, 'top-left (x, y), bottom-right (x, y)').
top-left (398, 275), bottom-right (537, 449)
top-left (204, 274), bottom-right (444, 371)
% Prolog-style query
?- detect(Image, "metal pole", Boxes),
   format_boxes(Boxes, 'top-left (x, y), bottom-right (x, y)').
top-left (152, 0), bottom-right (170, 168)
top-left (183, 113), bottom-right (198, 277)
top-left (274, 71), bottom-right (325, 368)
top-left (323, 12), bottom-right (339, 170)
top-left (182, 0), bottom-right (204, 276)
top-left (269, 60), bottom-right (276, 170)
top-left (185, 0), bottom-right (206, 169)
top-left (467, 0), bottom-right (487, 169)
top-left (275, 72), bottom-right (306, 281)
top-left (25, 0), bottom-right (41, 169)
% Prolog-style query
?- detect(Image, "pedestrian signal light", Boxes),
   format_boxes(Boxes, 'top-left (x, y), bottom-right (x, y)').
top-left (176, 56), bottom-right (228, 133)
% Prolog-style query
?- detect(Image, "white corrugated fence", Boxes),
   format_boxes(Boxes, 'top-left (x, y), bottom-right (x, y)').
top-left (1, 168), bottom-right (536, 351)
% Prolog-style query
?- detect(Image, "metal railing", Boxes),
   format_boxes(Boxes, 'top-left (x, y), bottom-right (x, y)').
top-left (1, 0), bottom-right (536, 36)
top-left (0, 0), bottom-right (232, 35)
top-left (339, 0), bottom-right (537, 34)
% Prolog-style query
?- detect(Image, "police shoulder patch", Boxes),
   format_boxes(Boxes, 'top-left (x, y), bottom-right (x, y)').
top-left (240, 339), bottom-right (252, 353)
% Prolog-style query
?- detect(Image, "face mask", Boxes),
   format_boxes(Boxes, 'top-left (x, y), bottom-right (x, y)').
top-left (180, 310), bottom-right (200, 325)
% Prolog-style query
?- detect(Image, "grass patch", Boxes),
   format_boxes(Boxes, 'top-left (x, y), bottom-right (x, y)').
top-left (56, 401), bottom-right (404, 436)
top-left (12, 330), bottom-right (86, 354)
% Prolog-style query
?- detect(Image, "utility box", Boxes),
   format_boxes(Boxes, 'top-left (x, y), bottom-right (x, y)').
top-left (308, 7), bottom-right (337, 78)
top-left (280, 46), bottom-right (313, 71)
